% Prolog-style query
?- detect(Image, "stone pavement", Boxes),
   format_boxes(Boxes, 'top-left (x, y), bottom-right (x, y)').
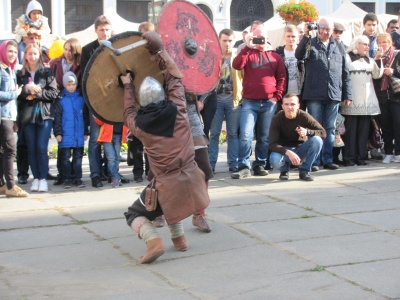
top-left (1, 144), bottom-right (400, 299)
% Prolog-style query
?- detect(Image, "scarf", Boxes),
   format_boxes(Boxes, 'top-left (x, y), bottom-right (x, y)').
top-left (62, 58), bottom-right (72, 75)
top-left (136, 100), bottom-right (177, 137)
top-left (381, 47), bottom-right (395, 91)
top-left (348, 51), bottom-right (370, 64)
top-left (31, 100), bottom-right (44, 125)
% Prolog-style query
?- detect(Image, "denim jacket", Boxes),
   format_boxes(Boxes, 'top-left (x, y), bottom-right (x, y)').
top-left (0, 62), bottom-right (18, 121)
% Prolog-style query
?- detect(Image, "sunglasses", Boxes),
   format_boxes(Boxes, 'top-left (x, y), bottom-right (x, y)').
top-left (334, 30), bottom-right (343, 34)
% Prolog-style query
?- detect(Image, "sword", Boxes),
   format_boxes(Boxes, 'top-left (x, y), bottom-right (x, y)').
top-left (100, 39), bottom-right (148, 56)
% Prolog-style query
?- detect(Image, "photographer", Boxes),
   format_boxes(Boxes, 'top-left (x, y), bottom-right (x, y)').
top-left (231, 26), bottom-right (286, 179)
top-left (295, 17), bottom-right (352, 171)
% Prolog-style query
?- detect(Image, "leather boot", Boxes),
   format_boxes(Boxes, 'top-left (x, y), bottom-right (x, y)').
top-left (192, 214), bottom-right (211, 233)
top-left (139, 238), bottom-right (165, 264)
top-left (171, 235), bottom-right (188, 252)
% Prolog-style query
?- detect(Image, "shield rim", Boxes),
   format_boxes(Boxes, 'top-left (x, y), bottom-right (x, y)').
top-left (82, 31), bottom-right (144, 125)
top-left (156, 0), bottom-right (221, 95)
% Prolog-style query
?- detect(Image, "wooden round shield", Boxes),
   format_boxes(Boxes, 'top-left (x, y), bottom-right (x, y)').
top-left (82, 31), bottom-right (164, 124)
top-left (157, 0), bottom-right (222, 94)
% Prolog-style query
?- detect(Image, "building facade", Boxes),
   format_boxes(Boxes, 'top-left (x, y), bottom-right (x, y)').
top-left (1, 0), bottom-right (399, 37)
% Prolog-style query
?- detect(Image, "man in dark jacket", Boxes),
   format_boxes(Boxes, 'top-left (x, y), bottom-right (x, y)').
top-left (80, 15), bottom-right (112, 188)
top-left (269, 93), bottom-right (326, 181)
top-left (295, 17), bottom-right (352, 171)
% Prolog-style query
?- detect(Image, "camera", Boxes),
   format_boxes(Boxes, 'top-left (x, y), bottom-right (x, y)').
top-left (252, 37), bottom-right (265, 44)
top-left (307, 22), bottom-right (318, 31)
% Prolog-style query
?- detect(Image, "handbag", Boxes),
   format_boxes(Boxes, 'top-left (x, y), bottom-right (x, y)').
top-left (370, 117), bottom-right (383, 149)
top-left (333, 131), bottom-right (344, 147)
top-left (389, 76), bottom-right (400, 94)
top-left (144, 180), bottom-right (158, 211)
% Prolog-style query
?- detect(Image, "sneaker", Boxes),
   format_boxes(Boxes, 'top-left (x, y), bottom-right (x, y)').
top-left (6, 185), bottom-right (29, 198)
top-left (75, 179), bottom-right (85, 188)
top-left (253, 165), bottom-right (269, 176)
top-left (133, 175), bottom-right (143, 183)
top-left (382, 155), bottom-right (394, 164)
top-left (279, 171), bottom-right (289, 180)
top-left (30, 179), bottom-right (40, 192)
top-left (299, 172), bottom-right (314, 181)
top-left (91, 176), bottom-right (103, 188)
top-left (111, 178), bottom-right (121, 188)
top-left (120, 175), bottom-right (130, 184)
top-left (370, 148), bottom-right (385, 160)
top-left (231, 167), bottom-right (251, 179)
top-left (323, 163), bottom-right (339, 170)
top-left (0, 185), bottom-right (6, 195)
top-left (393, 155), bottom-right (400, 163)
top-left (64, 180), bottom-right (72, 189)
top-left (311, 165), bottom-right (319, 172)
top-left (38, 179), bottom-right (48, 192)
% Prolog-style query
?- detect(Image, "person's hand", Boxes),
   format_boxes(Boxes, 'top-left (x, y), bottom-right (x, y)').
top-left (120, 73), bottom-right (132, 85)
top-left (13, 121), bottom-right (18, 133)
top-left (197, 100), bottom-right (204, 111)
top-left (142, 31), bottom-right (163, 54)
top-left (270, 97), bottom-right (278, 103)
top-left (384, 68), bottom-right (394, 76)
top-left (245, 33), bottom-right (254, 49)
top-left (296, 126), bottom-right (307, 138)
top-left (56, 135), bottom-right (62, 142)
top-left (84, 135), bottom-right (88, 141)
top-left (15, 85), bottom-right (22, 96)
top-left (375, 47), bottom-right (384, 59)
top-left (26, 94), bottom-right (36, 100)
top-left (26, 83), bottom-right (41, 94)
top-left (343, 99), bottom-right (352, 107)
top-left (286, 149), bottom-right (301, 166)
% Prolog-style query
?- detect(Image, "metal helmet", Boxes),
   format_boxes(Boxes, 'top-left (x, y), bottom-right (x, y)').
top-left (138, 76), bottom-right (165, 107)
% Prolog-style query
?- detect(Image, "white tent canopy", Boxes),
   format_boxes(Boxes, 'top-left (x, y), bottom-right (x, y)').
top-left (262, 1), bottom-right (398, 49)
top-left (328, 0), bottom-right (367, 20)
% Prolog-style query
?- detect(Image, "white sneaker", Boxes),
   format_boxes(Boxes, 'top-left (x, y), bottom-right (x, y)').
top-left (38, 179), bottom-right (48, 192)
top-left (382, 155), bottom-right (394, 164)
top-left (393, 155), bottom-right (400, 163)
top-left (30, 179), bottom-right (40, 192)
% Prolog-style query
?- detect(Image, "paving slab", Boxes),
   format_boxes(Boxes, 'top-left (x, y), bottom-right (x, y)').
top-left (208, 201), bottom-right (323, 224)
top-left (279, 231), bottom-right (400, 266)
top-left (335, 209), bottom-right (400, 232)
top-left (327, 258), bottom-right (400, 299)
top-left (0, 209), bottom-right (71, 230)
top-left (146, 244), bottom-right (315, 299)
top-left (236, 215), bottom-right (373, 243)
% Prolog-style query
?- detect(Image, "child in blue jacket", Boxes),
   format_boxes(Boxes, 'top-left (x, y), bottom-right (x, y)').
top-left (53, 72), bottom-right (88, 188)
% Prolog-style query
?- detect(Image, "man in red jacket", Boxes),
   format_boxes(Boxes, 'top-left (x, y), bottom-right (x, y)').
top-left (232, 26), bottom-right (286, 179)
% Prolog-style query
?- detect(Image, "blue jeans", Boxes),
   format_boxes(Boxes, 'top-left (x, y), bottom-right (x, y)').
top-left (59, 147), bottom-right (83, 180)
top-left (306, 100), bottom-right (339, 164)
top-left (24, 120), bottom-right (53, 180)
top-left (238, 99), bottom-right (276, 169)
top-left (270, 136), bottom-right (323, 173)
top-left (103, 134), bottom-right (121, 180)
top-left (88, 112), bottom-right (102, 178)
top-left (208, 100), bottom-right (240, 170)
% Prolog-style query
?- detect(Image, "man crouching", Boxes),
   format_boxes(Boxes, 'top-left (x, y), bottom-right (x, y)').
top-left (269, 93), bottom-right (326, 181)
top-left (122, 32), bottom-right (210, 264)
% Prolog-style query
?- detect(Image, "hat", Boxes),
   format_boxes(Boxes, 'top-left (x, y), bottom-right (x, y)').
top-left (63, 71), bottom-right (77, 87)
top-left (334, 22), bottom-right (346, 32)
top-left (26, 0), bottom-right (43, 17)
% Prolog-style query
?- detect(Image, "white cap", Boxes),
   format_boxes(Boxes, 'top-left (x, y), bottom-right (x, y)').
top-left (26, 0), bottom-right (43, 16)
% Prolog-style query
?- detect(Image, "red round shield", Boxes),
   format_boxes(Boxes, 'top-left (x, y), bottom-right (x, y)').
top-left (157, 0), bottom-right (222, 94)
